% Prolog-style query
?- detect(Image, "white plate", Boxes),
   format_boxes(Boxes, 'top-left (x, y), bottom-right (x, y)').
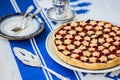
top-left (0, 13), bottom-right (44, 40)
top-left (46, 28), bottom-right (120, 73)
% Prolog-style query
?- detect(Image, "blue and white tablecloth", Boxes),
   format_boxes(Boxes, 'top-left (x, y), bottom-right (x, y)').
top-left (0, 0), bottom-right (120, 80)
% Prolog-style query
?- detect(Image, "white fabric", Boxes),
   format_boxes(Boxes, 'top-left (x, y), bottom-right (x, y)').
top-left (75, 0), bottom-right (120, 26)
top-left (0, 37), bottom-right (22, 80)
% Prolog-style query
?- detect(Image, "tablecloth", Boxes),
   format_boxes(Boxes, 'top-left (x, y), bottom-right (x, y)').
top-left (0, 0), bottom-right (120, 80)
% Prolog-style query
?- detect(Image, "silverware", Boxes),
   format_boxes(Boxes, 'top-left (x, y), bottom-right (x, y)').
top-left (20, 8), bottom-right (42, 30)
top-left (13, 47), bottom-right (70, 80)
top-left (11, 5), bottom-right (34, 32)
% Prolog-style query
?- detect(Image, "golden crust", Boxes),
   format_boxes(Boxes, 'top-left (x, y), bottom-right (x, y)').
top-left (53, 39), bottom-right (120, 70)
top-left (52, 20), bottom-right (120, 70)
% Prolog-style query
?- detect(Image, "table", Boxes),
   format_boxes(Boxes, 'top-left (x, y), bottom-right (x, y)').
top-left (0, 0), bottom-right (120, 80)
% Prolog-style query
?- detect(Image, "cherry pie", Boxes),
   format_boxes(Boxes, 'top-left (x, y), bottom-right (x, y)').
top-left (52, 20), bottom-right (120, 70)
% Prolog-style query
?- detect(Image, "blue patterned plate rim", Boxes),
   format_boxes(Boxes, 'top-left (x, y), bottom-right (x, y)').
top-left (0, 13), bottom-right (44, 40)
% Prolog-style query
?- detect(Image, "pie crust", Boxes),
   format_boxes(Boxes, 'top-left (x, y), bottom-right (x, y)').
top-left (52, 20), bottom-right (120, 70)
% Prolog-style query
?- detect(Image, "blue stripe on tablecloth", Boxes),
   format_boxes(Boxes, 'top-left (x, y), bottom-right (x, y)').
top-left (9, 0), bottom-right (52, 80)
top-left (6, 0), bottom-right (78, 80)
top-left (8, 0), bottom-right (80, 80)
top-left (0, 0), bottom-right (15, 17)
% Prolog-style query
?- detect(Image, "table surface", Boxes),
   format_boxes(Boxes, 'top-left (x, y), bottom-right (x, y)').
top-left (0, 0), bottom-right (120, 80)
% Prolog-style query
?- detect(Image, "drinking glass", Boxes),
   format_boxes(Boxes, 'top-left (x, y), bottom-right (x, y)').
top-left (52, 0), bottom-right (70, 18)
